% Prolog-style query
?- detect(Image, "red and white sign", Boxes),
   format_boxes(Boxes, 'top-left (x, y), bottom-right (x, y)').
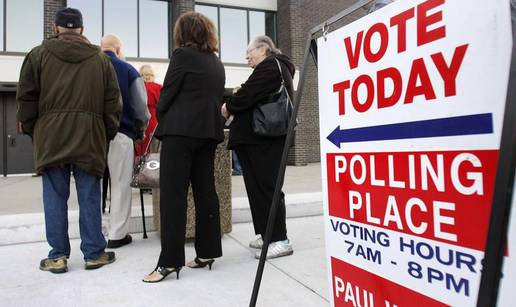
top-left (317, 0), bottom-right (512, 306)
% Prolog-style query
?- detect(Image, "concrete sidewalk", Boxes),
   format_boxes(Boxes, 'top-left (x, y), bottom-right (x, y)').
top-left (0, 163), bottom-right (322, 215)
top-left (0, 163), bottom-right (323, 245)
top-left (0, 215), bottom-right (330, 307)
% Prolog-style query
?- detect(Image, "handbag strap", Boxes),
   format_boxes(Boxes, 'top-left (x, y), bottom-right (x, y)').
top-left (274, 58), bottom-right (286, 87)
top-left (273, 57), bottom-right (293, 104)
top-left (142, 126), bottom-right (158, 155)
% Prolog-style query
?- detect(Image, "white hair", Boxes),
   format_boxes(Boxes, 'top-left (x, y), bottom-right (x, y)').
top-left (251, 35), bottom-right (281, 56)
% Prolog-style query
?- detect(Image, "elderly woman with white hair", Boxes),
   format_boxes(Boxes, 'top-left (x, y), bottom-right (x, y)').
top-left (135, 64), bottom-right (162, 156)
top-left (222, 35), bottom-right (296, 259)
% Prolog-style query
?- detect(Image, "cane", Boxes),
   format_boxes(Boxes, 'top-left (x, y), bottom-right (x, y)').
top-left (140, 188), bottom-right (148, 239)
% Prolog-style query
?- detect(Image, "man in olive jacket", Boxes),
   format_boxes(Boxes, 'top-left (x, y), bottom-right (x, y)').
top-left (16, 8), bottom-right (122, 273)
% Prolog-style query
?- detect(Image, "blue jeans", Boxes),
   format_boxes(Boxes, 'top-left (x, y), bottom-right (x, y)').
top-left (232, 150), bottom-right (242, 175)
top-left (43, 164), bottom-right (106, 260)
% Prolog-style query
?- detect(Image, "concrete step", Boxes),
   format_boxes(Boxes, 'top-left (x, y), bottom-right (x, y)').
top-left (233, 193), bottom-right (324, 223)
top-left (0, 206), bottom-right (154, 246)
top-left (0, 193), bottom-right (323, 246)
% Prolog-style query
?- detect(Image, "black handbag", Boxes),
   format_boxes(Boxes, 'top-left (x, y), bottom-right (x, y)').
top-left (252, 58), bottom-right (294, 137)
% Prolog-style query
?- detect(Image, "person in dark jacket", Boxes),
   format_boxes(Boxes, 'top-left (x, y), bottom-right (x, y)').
top-left (101, 34), bottom-right (149, 249)
top-left (222, 35), bottom-right (295, 260)
top-left (143, 12), bottom-right (225, 283)
top-left (16, 7), bottom-right (121, 273)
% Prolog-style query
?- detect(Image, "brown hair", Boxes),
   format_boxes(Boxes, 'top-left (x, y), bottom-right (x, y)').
top-left (174, 12), bottom-right (218, 53)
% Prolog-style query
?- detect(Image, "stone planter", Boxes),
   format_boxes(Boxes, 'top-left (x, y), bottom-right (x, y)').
top-left (152, 131), bottom-right (232, 238)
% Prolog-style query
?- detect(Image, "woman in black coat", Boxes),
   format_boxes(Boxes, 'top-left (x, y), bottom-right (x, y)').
top-left (143, 12), bottom-right (225, 283)
top-left (222, 35), bottom-right (295, 260)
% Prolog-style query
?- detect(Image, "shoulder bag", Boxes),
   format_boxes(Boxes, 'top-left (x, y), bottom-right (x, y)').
top-left (252, 58), bottom-right (294, 137)
top-left (130, 132), bottom-right (160, 189)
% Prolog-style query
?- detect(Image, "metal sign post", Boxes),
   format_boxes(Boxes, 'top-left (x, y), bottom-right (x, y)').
top-left (476, 2), bottom-right (516, 306)
top-left (249, 1), bottom-right (374, 306)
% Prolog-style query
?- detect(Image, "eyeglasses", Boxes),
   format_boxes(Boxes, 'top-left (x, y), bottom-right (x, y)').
top-left (246, 46), bottom-right (259, 55)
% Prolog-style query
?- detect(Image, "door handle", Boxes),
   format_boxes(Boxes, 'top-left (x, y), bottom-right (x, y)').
top-left (7, 135), bottom-right (15, 146)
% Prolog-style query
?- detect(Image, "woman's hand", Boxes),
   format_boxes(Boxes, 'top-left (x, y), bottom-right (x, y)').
top-left (221, 103), bottom-right (230, 119)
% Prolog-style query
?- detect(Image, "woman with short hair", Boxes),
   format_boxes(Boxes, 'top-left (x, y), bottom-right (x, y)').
top-left (222, 35), bottom-right (296, 260)
top-left (143, 12), bottom-right (225, 283)
top-left (135, 64), bottom-right (161, 156)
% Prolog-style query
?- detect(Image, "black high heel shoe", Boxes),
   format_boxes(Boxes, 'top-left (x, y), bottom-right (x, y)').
top-left (142, 266), bottom-right (182, 283)
top-left (187, 257), bottom-right (215, 270)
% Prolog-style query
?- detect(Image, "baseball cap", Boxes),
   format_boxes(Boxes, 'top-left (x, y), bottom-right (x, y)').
top-left (55, 7), bottom-right (83, 29)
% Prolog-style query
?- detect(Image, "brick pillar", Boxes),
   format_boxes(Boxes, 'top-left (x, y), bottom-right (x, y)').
top-left (277, 0), bottom-right (369, 165)
top-left (44, 0), bottom-right (67, 39)
top-left (171, 0), bottom-right (195, 49)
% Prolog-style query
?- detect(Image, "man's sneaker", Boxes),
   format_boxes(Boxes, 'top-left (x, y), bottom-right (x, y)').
top-left (249, 236), bottom-right (263, 249)
top-left (40, 256), bottom-right (68, 274)
top-left (254, 240), bottom-right (293, 260)
top-left (107, 234), bottom-right (132, 248)
top-left (84, 252), bottom-right (116, 270)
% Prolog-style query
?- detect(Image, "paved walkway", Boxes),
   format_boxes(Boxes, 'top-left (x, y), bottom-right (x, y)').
top-left (0, 215), bottom-right (330, 307)
top-left (0, 163), bottom-right (330, 306)
top-left (0, 163), bottom-right (322, 215)
top-left (0, 163), bottom-right (323, 245)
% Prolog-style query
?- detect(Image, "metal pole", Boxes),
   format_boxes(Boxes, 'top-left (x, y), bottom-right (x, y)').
top-left (137, 0), bottom-right (140, 58)
top-left (3, 0), bottom-right (6, 52)
top-left (140, 189), bottom-right (148, 239)
top-left (249, 33), bottom-right (316, 307)
top-left (249, 1), bottom-right (373, 306)
top-left (476, 2), bottom-right (516, 306)
top-left (309, 0), bottom-right (374, 35)
top-left (2, 95), bottom-right (6, 176)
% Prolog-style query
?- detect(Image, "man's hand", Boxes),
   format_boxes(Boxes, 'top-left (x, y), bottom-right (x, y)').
top-left (135, 130), bottom-right (145, 145)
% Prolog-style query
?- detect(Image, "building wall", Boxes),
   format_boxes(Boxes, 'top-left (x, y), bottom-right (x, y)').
top-left (197, 0), bottom-right (277, 11)
top-left (126, 60), bottom-right (254, 88)
top-left (44, 0), bottom-right (66, 39)
top-left (1, 0), bottom-right (371, 167)
top-left (0, 0), bottom-right (256, 86)
top-left (171, 0), bottom-right (257, 88)
top-left (0, 55), bottom-right (23, 83)
top-left (278, 0), bottom-right (369, 165)
top-left (0, 0), bottom-right (67, 83)
top-left (173, 0), bottom-right (195, 25)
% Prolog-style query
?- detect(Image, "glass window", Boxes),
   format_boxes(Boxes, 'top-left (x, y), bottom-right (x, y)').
top-left (249, 11), bottom-right (265, 42)
top-left (265, 12), bottom-right (276, 42)
top-left (195, 5), bottom-right (218, 30)
top-left (5, 0), bottom-right (43, 52)
top-left (139, 0), bottom-right (168, 58)
top-left (67, 0), bottom-right (102, 45)
top-left (195, 5), bottom-right (277, 64)
top-left (220, 8), bottom-right (247, 64)
top-left (104, 0), bottom-right (138, 57)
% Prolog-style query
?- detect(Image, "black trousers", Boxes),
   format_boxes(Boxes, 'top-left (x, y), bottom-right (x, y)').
top-left (158, 136), bottom-right (222, 267)
top-left (236, 143), bottom-right (287, 242)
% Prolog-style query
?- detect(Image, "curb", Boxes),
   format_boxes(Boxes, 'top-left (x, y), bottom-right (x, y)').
top-left (0, 195), bottom-right (323, 246)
